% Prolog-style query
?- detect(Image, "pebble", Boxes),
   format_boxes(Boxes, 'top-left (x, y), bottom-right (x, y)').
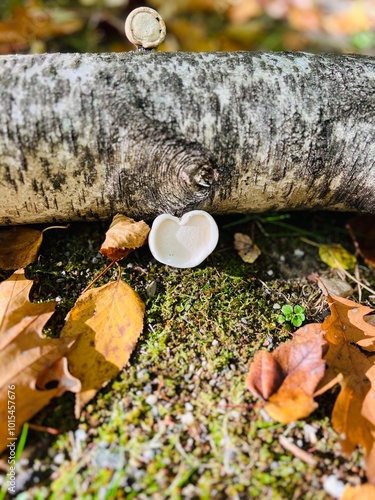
top-left (294, 249), bottom-right (305, 258)
top-left (317, 276), bottom-right (353, 298)
top-left (303, 423), bottom-right (318, 444)
top-left (185, 402), bottom-right (194, 412)
top-left (146, 280), bottom-right (157, 297)
top-left (180, 412), bottom-right (195, 425)
top-left (53, 453), bottom-right (65, 465)
top-left (143, 449), bottom-right (155, 461)
top-left (323, 476), bottom-right (345, 498)
top-left (75, 429), bottom-right (87, 442)
top-left (145, 394), bottom-right (158, 406)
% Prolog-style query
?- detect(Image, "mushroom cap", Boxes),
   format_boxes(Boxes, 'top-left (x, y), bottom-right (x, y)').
top-left (148, 210), bottom-right (219, 268)
top-left (125, 7), bottom-right (166, 49)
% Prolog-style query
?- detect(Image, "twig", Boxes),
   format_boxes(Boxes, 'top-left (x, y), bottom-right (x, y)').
top-left (27, 423), bottom-right (59, 435)
top-left (279, 435), bottom-right (317, 466)
top-left (335, 265), bottom-right (375, 297)
top-left (42, 224), bottom-right (70, 233)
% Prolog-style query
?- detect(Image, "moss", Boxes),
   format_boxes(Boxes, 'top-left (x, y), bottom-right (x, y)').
top-left (4, 212), bottom-right (373, 498)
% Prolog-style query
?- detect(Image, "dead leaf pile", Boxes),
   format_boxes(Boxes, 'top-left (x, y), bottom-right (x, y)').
top-left (246, 279), bottom-right (375, 483)
top-left (0, 214), bottom-right (149, 449)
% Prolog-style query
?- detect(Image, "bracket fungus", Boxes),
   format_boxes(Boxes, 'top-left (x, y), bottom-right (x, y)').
top-left (148, 211), bottom-right (219, 268)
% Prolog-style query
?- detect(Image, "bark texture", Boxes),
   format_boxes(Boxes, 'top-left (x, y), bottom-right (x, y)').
top-left (0, 51), bottom-right (374, 224)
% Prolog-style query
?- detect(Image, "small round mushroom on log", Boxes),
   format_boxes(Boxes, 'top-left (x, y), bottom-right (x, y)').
top-left (0, 49), bottom-right (374, 225)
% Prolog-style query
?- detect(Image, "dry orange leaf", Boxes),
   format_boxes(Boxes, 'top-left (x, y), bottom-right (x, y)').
top-left (246, 350), bottom-right (284, 400)
top-left (341, 483), bottom-right (375, 500)
top-left (319, 293), bottom-right (375, 482)
top-left (0, 270), bottom-right (80, 450)
top-left (246, 324), bottom-right (325, 423)
top-left (0, 227), bottom-right (43, 270)
top-left (0, 270), bottom-right (55, 348)
top-left (100, 214), bottom-right (150, 260)
top-left (61, 279), bottom-right (145, 416)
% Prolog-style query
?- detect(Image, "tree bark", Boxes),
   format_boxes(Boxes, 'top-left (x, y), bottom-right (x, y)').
top-left (0, 51), bottom-right (374, 224)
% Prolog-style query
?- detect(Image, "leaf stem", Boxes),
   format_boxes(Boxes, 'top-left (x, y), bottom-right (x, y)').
top-left (81, 259), bottom-right (119, 295)
top-left (314, 373), bottom-right (343, 397)
top-left (299, 237), bottom-right (322, 248)
top-left (115, 261), bottom-right (122, 282)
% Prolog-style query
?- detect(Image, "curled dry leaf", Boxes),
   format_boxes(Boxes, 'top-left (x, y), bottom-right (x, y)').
top-left (100, 214), bottom-right (150, 260)
top-left (0, 226), bottom-right (43, 270)
top-left (246, 324), bottom-right (325, 423)
top-left (0, 270), bottom-right (80, 450)
top-left (245, 350), bottom-right (283, 400)
top-left (234, 232), bottom-right (261, 264)
top-left (61, 279), bottom-right (145, 417)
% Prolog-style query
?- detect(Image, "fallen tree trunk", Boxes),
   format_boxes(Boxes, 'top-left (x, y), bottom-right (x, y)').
top-left (0, 51), bottom-right (374, 224)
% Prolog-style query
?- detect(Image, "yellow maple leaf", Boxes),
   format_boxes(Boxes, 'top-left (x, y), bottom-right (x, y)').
top-left (61, 279), bottom-right (145, 416)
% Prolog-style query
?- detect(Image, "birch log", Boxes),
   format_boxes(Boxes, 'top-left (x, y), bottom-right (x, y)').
top-left (0, 51), bottom-right (374, 224)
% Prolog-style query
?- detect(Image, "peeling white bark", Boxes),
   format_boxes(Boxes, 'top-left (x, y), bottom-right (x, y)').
top-left (0, 51), bottom-right (374, 224)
